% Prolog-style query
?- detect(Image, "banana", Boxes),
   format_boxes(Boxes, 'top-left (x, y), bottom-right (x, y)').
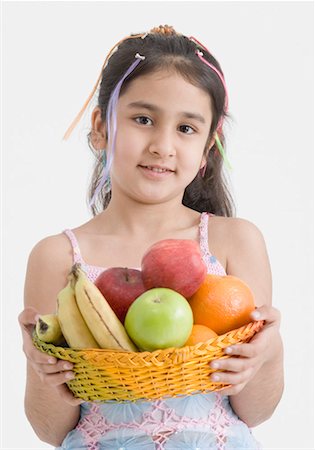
top-left (72, 264), bottom-right (137, 351)
top-left (36, 314), bottom-right (65, 345)
top-left (57, 273), bottom-right (100, 349)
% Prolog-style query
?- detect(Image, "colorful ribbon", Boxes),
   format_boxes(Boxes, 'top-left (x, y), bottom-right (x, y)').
top-left (89, 54), bottom-right (145, 206)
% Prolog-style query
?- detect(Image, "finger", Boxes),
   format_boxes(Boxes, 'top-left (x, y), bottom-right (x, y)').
top-left (38, 370), bottom-right (76, 386)
top-left (223, 343), bottom-right (260, 358)
top-left (218, 382), bottom-right (247, 396)
top-left (250, 305), bottom-right (281, 324)
top-left (19, 317), bottom-right (38, 338)
top-left (210, 356), bottom-right (251, 373)
top-left (24, 344), bottom-right (58, 365)
top-left (18, 307), bottom-right (39, 327)
top-left (21, 324), bottom-right (60, 365)
top-left (35, 360), bottom-right (74, 375)
top-left (55, 384), bottom-right (84, 406)
top-left (210, 368), bottom-right (253, 385)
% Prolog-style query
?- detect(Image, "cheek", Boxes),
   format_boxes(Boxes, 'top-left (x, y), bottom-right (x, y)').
top-left (180, 143), bottom-right (205, 169)
top-left (115, 126), bottom-right (145, 156)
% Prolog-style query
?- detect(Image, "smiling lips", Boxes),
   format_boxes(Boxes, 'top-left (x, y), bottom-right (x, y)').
top-left (139, 165), bottom-right (175, 173)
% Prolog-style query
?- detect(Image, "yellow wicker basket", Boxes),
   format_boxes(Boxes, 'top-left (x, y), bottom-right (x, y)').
top-left (33, 320), bottom-right (263, 403)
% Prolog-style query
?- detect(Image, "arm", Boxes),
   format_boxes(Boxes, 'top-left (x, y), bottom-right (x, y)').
top-left (19, 236), bottom-right (82, 446)
top-left (211, 218), bottom-right (284, 427)
top-left (227, 310), bottom-right (283, 427)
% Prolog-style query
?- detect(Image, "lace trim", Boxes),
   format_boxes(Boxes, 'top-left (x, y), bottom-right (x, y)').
top-left (76, 395), bottom-right (240, 450)
top-left (63, 213), bottom-right (226, 282)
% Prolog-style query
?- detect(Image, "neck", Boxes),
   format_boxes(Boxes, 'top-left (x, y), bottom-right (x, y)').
top-left (96, 191), bottom-right (194, 238)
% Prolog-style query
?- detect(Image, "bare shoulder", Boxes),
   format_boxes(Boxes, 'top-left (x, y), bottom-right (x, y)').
top-left (208, 215), bottom-right (271, 306)
top-left (28, 233), bottom-right (74, 273)
top-left (208, 215), bottom-right (266, 248)
top-left (24, 233), bottom-right (74, 313)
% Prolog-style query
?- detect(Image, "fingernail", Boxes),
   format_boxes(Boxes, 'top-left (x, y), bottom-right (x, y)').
top-left (63, 363), bottom-right (73, 370)
top-left (65, 372), bottom-right (75, 380)
top-left (225, 347), bottom-right (233, 354)
top-left (211, 361), bottom-right (220, 369)
top-left (212, 374), bottom-right (220, 382)
top-left (35, 314), bottom-right (41, 322)
top-left (251, 311), bottom-right (261, 320)
top-left (48, 357), bottom-right (56, 364)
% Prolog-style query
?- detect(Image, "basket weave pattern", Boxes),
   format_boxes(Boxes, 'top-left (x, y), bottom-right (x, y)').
top-left (33, 320), bottom-right (263, 402)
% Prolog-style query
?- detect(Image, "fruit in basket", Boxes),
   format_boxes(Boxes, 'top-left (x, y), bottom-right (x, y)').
top-left (72, 264), bottom-right (137, 351)
top-left (124, 287), bottom-right (193, 351)
top-left (184, 324), bottom-right (218, 346)
top-left (35, 314), bottom-right (65, 345)
top-left (188, 274), bottom-right (255, 335)
top-left (94, 267), bottom-right (146, 323)
top-left (141, 239), bottom-right (207, 297)
top-left (57, 273), bottom-right (99, 349)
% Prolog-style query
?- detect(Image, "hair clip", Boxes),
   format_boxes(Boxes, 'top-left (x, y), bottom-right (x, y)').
top-left (63, 33), bottom-right (146, 141)
top-left (189, 36), bottom-right (210, 54)
top-left (195, 50), bottom-right (228, 113)
top-left (150, 25), bottom-right (176, 35)
top-left (135, 53), bottom-right (145, 60)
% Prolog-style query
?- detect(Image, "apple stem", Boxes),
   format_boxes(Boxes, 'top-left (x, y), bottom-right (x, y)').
top-left (125, 268), bottom-right (130, 282)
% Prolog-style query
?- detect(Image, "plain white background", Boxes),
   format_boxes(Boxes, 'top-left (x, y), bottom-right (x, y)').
top-left (2, 1), bottom-right (314, 449)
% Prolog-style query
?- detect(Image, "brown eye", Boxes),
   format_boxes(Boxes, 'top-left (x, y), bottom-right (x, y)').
top-left (135, 116), bottom-right (153, 125)
top-left (179, 125), bottom-right (194, 134)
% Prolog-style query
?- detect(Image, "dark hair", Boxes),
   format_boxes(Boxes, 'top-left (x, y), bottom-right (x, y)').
top-left (88, 26), bottom-right (235, 217)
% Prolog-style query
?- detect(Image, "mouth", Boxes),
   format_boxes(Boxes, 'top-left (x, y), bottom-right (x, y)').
top-left (138, 165), bottom-right (175, 173)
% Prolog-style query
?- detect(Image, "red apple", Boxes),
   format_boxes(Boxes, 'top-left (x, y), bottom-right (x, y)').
top-left (141, 239), bottom-right (207, 298)
top-left (94, 267), bottom-right (146, 323)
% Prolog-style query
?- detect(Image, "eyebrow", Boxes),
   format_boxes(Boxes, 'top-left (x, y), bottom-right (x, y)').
top-left (127, 101), bottom-right (206, 124)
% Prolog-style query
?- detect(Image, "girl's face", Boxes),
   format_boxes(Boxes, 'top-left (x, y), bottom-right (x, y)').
top-left (110, 69), bottom-right (213, 205)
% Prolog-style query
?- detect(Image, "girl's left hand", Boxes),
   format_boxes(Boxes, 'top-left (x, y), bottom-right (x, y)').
top-left (209, 305), bottom-right (281, 396)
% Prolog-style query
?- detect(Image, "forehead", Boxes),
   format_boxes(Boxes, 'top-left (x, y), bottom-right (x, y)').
top-left (118, 69), bottom-right (213, 120)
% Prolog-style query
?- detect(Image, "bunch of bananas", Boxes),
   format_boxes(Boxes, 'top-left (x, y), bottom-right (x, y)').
top-left (35, 264), bottom-right (137, 351)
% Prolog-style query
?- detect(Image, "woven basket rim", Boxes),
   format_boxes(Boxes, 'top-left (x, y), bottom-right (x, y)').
top-left (33, 320), bottom-right (264, 357)
top-left (32, 320), bottom-right (264, 401)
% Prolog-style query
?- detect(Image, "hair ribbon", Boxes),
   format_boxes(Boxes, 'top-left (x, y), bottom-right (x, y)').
top-left (63, 34), bottom-right (146, 140)
top-left (190, 36), bottom-right (231, 169)
top-left (89, 53), bottom-right (145, 206)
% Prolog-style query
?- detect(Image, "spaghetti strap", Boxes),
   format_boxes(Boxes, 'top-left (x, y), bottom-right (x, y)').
top-left (199, 212), bottom-right (226, 275)
top-left (63, 229), bottom-right (106, 282)
top-left (63, 229), bottom-right (85, 265)
top-left (199, 212), bottom-right (211, 258)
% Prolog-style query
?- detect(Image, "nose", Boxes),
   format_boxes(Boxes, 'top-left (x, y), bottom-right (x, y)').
top-left (148, 127), bottom-right (176, 158)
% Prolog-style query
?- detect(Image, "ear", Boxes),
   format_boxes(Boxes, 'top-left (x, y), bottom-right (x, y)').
top-left (200, 135), bottom-right (216, 169)
top-left (90, 106), bottom-right (107, 150)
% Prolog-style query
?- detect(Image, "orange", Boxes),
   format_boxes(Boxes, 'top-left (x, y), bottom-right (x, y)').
top-left (184, 324), bottom-right (218, 346)
top-left (188, 274), bottom-right (255, 335)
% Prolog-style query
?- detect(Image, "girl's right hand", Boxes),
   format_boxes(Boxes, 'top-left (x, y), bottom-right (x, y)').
top-left (18, 307), bottom-right (83, 406)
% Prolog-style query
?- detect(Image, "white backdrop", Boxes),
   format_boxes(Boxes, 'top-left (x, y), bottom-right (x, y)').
top-left (2, 1), bottom-right (314, 449)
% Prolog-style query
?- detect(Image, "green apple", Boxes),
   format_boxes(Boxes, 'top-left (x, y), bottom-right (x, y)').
top-left (124, 287), bottom-right (193, 351)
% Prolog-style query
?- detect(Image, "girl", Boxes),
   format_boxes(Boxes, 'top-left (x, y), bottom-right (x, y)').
top-left (19, 25), bottom-right (284, 450)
